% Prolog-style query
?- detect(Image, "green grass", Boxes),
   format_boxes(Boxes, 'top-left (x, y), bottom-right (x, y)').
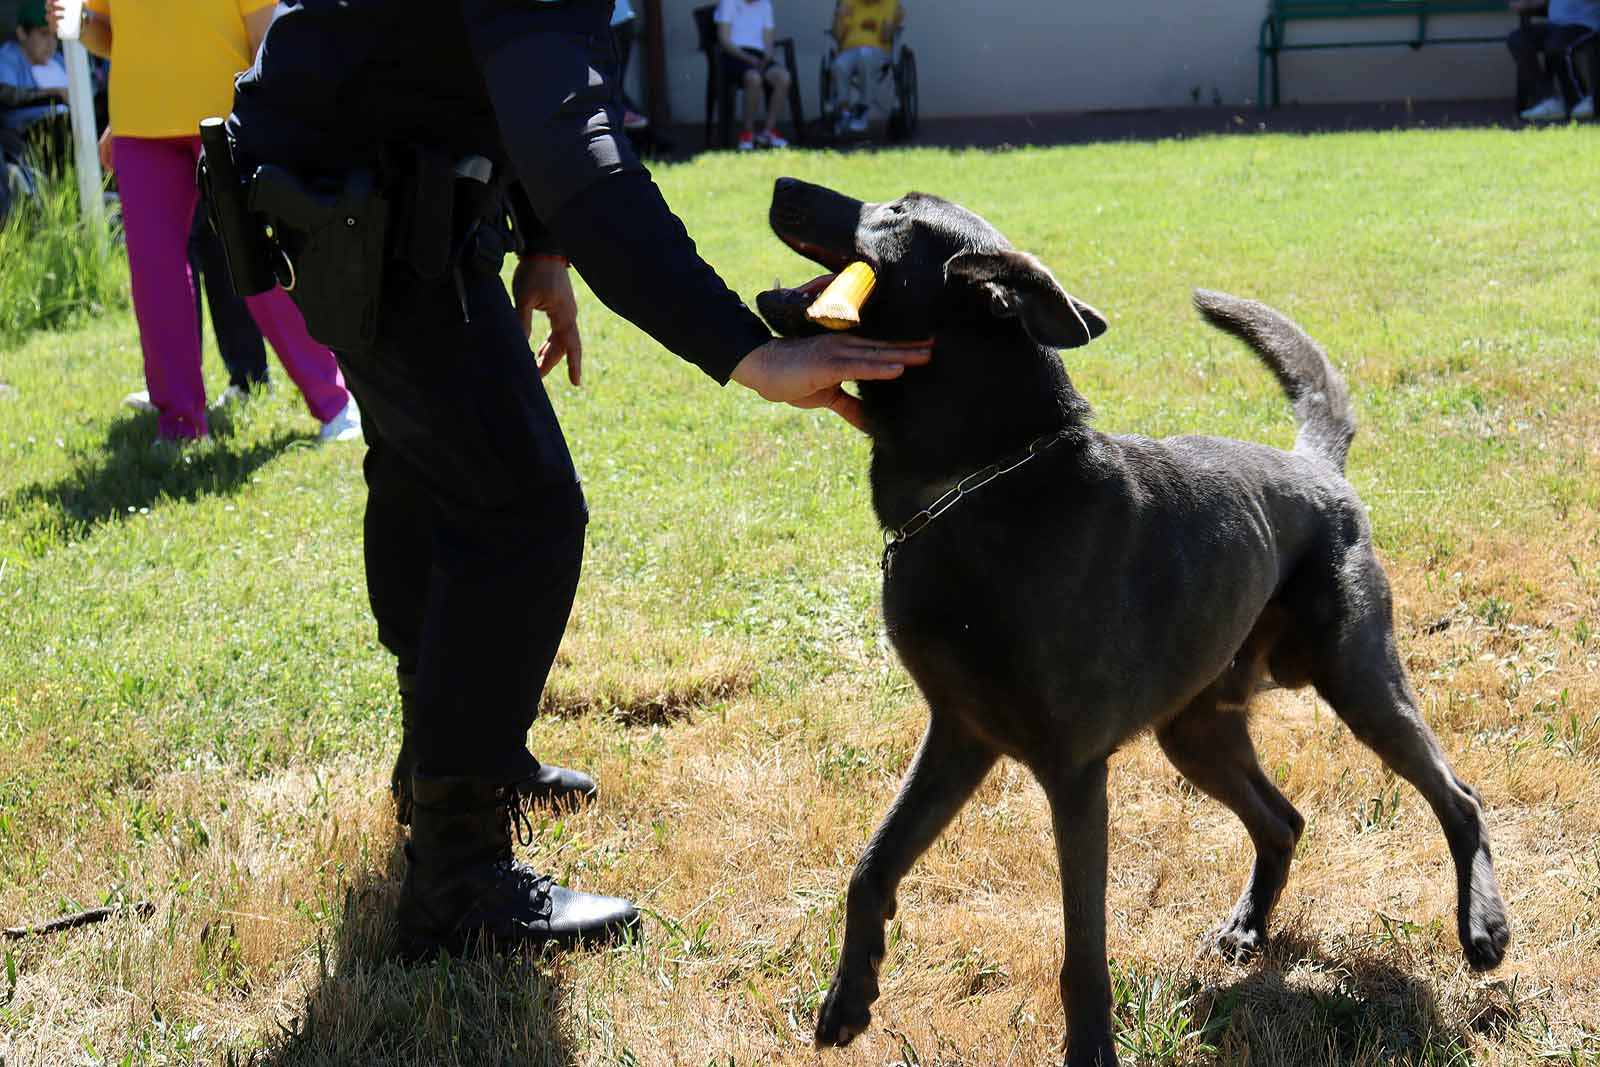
top-left (1, 127), bottom-right (1598, 1066)
top-left (0, 167), bottom-right (127, 351)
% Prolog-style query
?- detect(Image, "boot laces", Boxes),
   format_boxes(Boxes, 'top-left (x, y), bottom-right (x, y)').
top-left (498, 783), bottom-right (539, 848)
top-left (495, 859), bottom-right (555, 920)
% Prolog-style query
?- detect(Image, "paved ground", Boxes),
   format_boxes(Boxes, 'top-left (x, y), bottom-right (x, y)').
top-left (654, 97), bottom-right (1525, 157)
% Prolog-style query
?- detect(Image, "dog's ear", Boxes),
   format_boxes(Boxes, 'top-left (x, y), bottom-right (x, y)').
top-left (944, 250), bottom-right (1107, 349)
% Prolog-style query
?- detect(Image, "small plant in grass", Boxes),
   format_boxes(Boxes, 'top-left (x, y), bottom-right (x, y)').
top-left (1476, 596), bottom-right (1514, 630)
top-left (1110, 960), bottom-right (1221, 1063)
top-left (1354, 782), bottom-right (1405, 834)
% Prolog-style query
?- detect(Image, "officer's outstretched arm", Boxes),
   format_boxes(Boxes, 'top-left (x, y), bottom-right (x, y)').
top-left (463, 1), bottom-right (927, 423)
top-left (466, 1), bottom-right (766, 381)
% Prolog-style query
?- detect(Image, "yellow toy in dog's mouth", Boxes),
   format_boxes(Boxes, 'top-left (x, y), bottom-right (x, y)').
top-left (805, 261), bottom-right (877, 330)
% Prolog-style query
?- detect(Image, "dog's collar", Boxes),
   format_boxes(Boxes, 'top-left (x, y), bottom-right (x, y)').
top-left (881, 429), bottom-right (1071, 576)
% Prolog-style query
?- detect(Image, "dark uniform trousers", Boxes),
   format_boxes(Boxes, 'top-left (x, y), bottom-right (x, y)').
top-left (339, 226), bottom-right (585, 780)
top-left (228, 1), bottom-right (774, 784)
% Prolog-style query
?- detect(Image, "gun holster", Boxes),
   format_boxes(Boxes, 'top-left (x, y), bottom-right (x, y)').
top-left (249, 166), bottom-right (390, 352)
top-left (199, 121), bottom-right (511, 353)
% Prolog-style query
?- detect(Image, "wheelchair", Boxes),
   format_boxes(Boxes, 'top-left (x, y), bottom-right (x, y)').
top-left (817, 25), bottom-right (917, 141)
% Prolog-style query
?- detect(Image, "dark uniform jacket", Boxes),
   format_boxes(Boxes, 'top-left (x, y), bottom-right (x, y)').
top-left (230, 0), bottom-right (771, 383)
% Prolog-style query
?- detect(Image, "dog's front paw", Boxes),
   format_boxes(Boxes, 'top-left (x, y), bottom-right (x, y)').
top-left (1460, 848), bottom-right (1511, 971)
top-left (814, 969), bottom-right (878, 1048)
top-left (1462, 902), bottom-right (1510, 971)
top-left (1213, 920), bottom-right (1267, 963)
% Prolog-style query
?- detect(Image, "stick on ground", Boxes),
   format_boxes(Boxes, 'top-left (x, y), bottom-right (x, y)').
top-left (4, 901), bottom-right (155, 940)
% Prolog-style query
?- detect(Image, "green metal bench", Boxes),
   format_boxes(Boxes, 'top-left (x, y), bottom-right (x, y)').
top-left (1258, 0), bottom-right (1516, 107)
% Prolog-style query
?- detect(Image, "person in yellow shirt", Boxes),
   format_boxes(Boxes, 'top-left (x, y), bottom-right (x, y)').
top-left (49, 0), bottom-right (358, 443)
top-left (830, 0), bottom-right (903, 132)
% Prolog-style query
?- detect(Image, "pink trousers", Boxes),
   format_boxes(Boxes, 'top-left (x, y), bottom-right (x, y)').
top-left (114, 135), bottom-right (349, 439)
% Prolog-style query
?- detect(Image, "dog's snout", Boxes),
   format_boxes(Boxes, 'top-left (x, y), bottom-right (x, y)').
top-left (774, 176), bottom-right (799, 195)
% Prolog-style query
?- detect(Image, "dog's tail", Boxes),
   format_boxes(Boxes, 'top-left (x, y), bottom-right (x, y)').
top-left (1192, 289), bottom-right (1355, 471)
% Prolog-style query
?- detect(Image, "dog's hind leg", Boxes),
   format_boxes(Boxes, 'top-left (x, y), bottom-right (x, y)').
top-left (1157, 694), bottom-right (1304, 961)
top-left (815, 711), bottom-right (998, 1048)
top-left (1041, 759), bottom-right (1118, 1067)
top-left (1310, 556), bottom-right (1510, 970)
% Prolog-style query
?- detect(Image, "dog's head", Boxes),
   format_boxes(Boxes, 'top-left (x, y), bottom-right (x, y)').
top-left (756, 177), bottom-right (1107, 350)
top-left (757, 177), bottom-right (1106, 464)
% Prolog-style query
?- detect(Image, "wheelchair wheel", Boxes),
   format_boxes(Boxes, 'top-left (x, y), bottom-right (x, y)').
top-left (888, 47), bottom-right (918, 141)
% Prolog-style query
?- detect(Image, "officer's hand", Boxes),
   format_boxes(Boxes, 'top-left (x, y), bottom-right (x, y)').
top-left (729, 334), bottom-right (932, 431)
top-left (512, 255), bottom-right (583, 386)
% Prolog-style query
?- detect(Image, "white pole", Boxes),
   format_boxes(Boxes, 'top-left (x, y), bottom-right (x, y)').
top-left (60, 38), bottom-right (101, 221)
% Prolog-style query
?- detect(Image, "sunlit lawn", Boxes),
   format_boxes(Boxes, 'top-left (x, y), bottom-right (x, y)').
top-left (1, 127), bottom-right (1597, 1066)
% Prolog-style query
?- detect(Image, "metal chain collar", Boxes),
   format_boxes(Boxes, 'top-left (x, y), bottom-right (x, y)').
top-left (881, 429), bottom-right (1071, 575)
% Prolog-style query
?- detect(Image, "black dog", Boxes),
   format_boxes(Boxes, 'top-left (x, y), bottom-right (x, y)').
top-left (756, 178), bottom-right (1510, 1067)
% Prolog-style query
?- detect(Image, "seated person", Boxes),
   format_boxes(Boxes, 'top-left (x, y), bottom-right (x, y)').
top-left (1509, 0), bottom-right (1600, 120)
top-left (830, 0), bottom-right (902, 133)
top-left (714, 0), bottom-right (791, 150)
top-left (0, 0), bottom-right (70, 161)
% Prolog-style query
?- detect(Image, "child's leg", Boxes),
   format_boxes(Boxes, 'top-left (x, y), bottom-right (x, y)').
top-left (1509, 23), bottom-right (1556, 101)
top-left (1540, 23), bottom-right (1588, 102)
top-left (763, 61), bottom-right (792, 131)
top-left (1553, 26), bottom-right (1598, 101)
top-left (115, 136), bottom-right (208, 439)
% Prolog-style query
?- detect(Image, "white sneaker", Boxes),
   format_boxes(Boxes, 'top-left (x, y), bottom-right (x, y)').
top-left (756, 130), bottom-right (789, 149)
top-left (1520, 95), bottom-right (1568, 121)
top-left (123, 389), bottom-right (156, 414)
top-left (319, 398), bottom-right (363, 443)
top-left (210, 384), bottom-right (250, 412)
top-left (1571, 94), bottom-right (1595, 119)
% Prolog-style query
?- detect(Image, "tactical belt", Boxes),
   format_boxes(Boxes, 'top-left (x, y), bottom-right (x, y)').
top-left (199, 121), bottom-right (518, 352)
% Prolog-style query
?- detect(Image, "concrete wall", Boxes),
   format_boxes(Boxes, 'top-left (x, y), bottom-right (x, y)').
top-left (650, 0), bottom-right (1519, 123)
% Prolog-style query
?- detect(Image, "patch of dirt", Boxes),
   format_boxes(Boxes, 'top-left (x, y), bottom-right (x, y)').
top-left (540, 664), bottom-right (754, 725)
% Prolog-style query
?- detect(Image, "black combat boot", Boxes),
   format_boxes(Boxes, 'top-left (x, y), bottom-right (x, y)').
top-left (396, 770), bottom-right (639, 960)
top-left (390, 673), bottom-right (599, 826)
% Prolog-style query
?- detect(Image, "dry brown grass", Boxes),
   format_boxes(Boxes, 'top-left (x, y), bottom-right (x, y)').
top-left (3, 520), bottom-right (1596, 1066)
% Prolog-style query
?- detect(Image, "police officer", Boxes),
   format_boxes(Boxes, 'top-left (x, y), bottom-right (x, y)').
top-left (225, 0), bottom-right (929, 959)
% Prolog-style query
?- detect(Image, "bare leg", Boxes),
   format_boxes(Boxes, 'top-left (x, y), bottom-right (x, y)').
top-left (1158, 695), bottom-right (1304, 960)
top-left (764, 64), bottom-right (791, 133)
top-left (1314, 559), bottom-right (1510, 969)
top-left (814, 712), bottom-right (998, 1046)
top-left (1044, 760), bottom-right (1117, 1067)
top-left (741, 67), bottom-right (761, 133)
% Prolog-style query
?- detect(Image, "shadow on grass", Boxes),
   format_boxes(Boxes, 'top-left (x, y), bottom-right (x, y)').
top-left (2, 415), bottom-right (307, 551)
top-left (1185, 932), bottom-right (1485, 1066)
top-left (247, 833), bottom-right (577, 1067)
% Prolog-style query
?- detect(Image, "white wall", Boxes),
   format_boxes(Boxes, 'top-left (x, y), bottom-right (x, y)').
top-left (653, 0), bottom-right (1518, 122)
